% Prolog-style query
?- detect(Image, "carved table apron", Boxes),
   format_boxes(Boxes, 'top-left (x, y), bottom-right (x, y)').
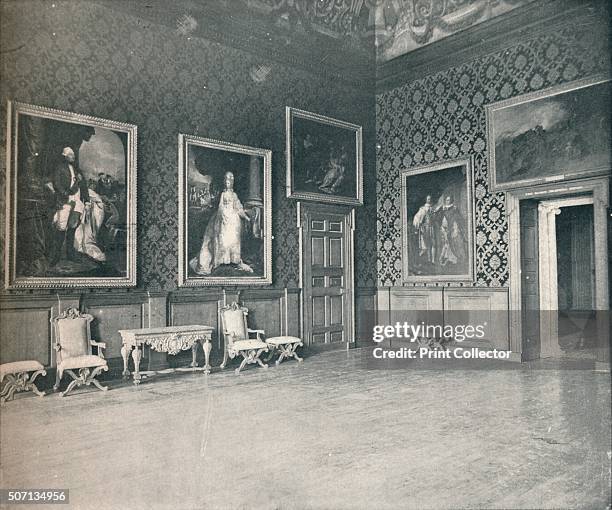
top-left (118, 325), bottom-right (214, 384)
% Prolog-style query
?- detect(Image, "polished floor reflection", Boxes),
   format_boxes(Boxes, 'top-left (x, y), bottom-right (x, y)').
top-left (1, 350), bottom-right (610, 509)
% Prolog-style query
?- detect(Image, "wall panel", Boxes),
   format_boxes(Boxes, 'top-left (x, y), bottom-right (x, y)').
top-left (84, 304), bottom-right (146, 359)
top-left (389, 287), bottom-right (444, 322)
top-left (443, 288), bottom-right (509, 350)
top-left (356, 287), bottom-right (376, 346)
top-left (384, 287), bottom-right (444, 347)
top-left (240, 289), bottom-right (289, 339)
top-left (285, 290), bottom-right (300, 338)
top-left (0, 306), bottom-right (53, 366)
top-left (243, 299), bottom-right (282, 338)
top-left (169, 294), bottom-right (221, 358)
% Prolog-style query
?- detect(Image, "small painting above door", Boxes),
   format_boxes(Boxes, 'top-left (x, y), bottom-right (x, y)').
top-left (286, 107), bottom-right (362, 206)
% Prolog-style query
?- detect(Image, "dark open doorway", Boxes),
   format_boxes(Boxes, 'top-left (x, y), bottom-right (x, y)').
top-left (555, 204), bottom-right (597, 360)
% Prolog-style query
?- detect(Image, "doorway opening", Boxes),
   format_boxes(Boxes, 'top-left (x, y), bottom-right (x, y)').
top-left (555, 203), bottom-right (597, 359)
top-left (536, 197), bottom-right (598, 360)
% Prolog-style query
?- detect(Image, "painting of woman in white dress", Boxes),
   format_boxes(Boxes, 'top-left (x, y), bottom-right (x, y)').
top-left (179, 135), bottom-right (272, 286)
top-left (189, 171), bottom-right (253, 275)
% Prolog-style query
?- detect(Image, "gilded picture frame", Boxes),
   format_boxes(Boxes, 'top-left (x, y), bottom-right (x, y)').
top-left (4, 101), bottom-right (137, 289)
top-left (401, 157), bottom-right (475, 283)
top-left (286, 106), bottom-right (363, 206)
top-left (486, 75), bottom-right (611, 191)
top-left (178, 134), bottom-right (272, 287)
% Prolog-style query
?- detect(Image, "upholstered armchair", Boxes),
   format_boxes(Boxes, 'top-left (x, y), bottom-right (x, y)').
top-left (52, 307), bottom-right (109, 397)
top-left (219, 302), bottom-right (269, 374)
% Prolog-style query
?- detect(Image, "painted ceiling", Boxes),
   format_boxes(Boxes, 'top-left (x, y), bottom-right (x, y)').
top-left (244, 0), bottom-right (535, 61)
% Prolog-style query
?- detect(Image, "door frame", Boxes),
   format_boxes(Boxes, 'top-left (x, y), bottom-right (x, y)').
top-left (507, 177), bottom-right (609, 360)
top-left (297, 201), bottom-right (356, 349)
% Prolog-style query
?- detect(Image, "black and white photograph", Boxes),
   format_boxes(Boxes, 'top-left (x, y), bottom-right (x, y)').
top-left (1, 1), bottom-right (610, 509)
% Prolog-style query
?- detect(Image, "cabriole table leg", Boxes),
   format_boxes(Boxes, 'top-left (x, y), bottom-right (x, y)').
top-left (131, 345), bottom-right (142, 385)
top-left (121, 344), bottom-right (132, 379)
top-left (202, 336), bottom-right (212, 375)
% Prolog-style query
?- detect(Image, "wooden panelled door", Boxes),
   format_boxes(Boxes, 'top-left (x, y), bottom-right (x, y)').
top-left (300, 203), bottom-right (354, 350)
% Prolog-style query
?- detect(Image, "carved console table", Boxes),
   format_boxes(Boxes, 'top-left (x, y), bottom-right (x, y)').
top-left (118, 325), bottom-right (214, 384)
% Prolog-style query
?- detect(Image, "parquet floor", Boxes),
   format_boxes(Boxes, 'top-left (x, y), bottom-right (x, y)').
top-left (1, 350), bottom-right (610, 510)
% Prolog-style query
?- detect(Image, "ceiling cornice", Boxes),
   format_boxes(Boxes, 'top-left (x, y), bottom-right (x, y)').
top-left (376, 0), bottom-right (610, 92)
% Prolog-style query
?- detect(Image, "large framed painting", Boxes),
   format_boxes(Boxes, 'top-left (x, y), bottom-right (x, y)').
top-left (401, 158), bottom-right (474, 283)
top-left (486, 75), bottom-right (611, 191)
top-left (178, 134), bottom-right (272, 286)
top-left (286, 107), bottom-right (362, 206)
top-left (4, 102), bottom-right (137, 289)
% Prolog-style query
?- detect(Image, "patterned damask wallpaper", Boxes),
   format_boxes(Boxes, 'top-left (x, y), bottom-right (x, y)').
top-left (376, 24), bottom-right (609, 287)
top-left (0, 0), bottom-right (377, 291)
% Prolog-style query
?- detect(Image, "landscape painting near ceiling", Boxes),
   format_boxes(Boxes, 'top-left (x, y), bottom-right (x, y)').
top-left (4, 102), bottom-right (137, 289)
top-left (178, 134), bottom-right (272, 286)
top-left (487, 76), bottom-right (611, 191)
top-left (401, 158), bottom-right (474, 283)
top-left (286, 107), bottom-right (362, 206)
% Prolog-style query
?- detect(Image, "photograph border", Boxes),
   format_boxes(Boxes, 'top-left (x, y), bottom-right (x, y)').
top-left (178, 133), bottom-right (273, 287)
top-left (401, 157), bottom-right (475, 284)
top-left (286, 106), bottom-right (363, 206)
top-left (486, 74), bottom-right (611, 192)
top-left (4, 101), bottom-right (138, 289)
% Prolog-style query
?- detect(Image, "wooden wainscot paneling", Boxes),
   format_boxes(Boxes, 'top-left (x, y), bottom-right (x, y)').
top-left (376, 287), bottom-right (391, 330)
top-left (386, 287), bottom-right (444, 347)
top-left (238, 288), bottom-right (286, 339)
top-left (223, 288), bottom-right (300, 340)
top-left (285, 288), bottom-right (300, 338)
top-left (169, 290), bottom-right (223, 356)
top-left (443, 287), bottom-right (509, 350)
top-left (356, 287), bottom-right (377, 346)
top-left (169, 291), bottom-right (221, 328)
top-left (389, 286), bottom-right (444, 321)
top-left (82, 292), bottom-right (149, 359)
top-left (0, 295), bottom-right (58, 366)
